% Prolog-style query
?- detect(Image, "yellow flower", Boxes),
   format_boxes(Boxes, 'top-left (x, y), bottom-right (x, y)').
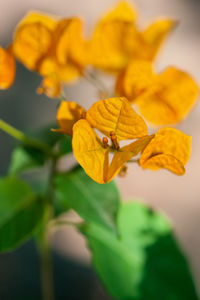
top-left (13, 11), bottom-right (57, 71)
top-left (139, 128), bottom-right (191, 175)
top-left (39, 18), bottom-right (88, 83)
top-left (53, 97), bottom-right (191, 183)
top-left (13, 12), bottom-right (88, 97)
top-left (0, 46), bottom-right (16, 89)
top-left (89, 1), bottom-right (176, 73)
top-left (73, 97), bottom-right (151, 183)
top-left (52, 101), bottom-right (86, 135)
top-left (116, 60), bottom-right (199, 125)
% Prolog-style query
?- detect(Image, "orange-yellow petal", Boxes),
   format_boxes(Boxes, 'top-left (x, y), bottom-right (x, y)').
top-left (39, 56), bottom-right (81, 82)
top-left (116, 60), bottom-right (157, 100)
top-left (53, 101), bottom-right (86, 135)
top-left (86, 97), bottom-right (148, 141)
top-left (89, 1), bottom-right (137, 72)
top-left (13, 12), bottom-right (57, 70)
top-left (135, 67), bottom-right (199, 125)
top-left (72, 119), bottom-right (109, 184)
top-left (108, 135), bottom-right (154, 181)
top-left (139, 127), bottom-right (191, 175)
top-left (141, 154), bottom-right (185, 175)
top-left (54, 18), bottom-right (87, 68)
top-left (37, 77), bottom-right (61, 98)
top-left (0, 46), bottom-right (16, 89)
top-left (142, 19), bottom-right (177, 60)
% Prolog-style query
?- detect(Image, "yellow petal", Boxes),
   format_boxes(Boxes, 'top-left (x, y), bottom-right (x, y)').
top-left (141, 154), bottom-right (185, 175)
top-left (135, 67), bottom-right (199, 125)
top-left (139, 127), bottom-right (191, 174)
top-left (108, 135), bottom-right (154, 181)
top-left (142, 19), bottom-right (177, 60)
top-left (54, 18), bottom-right (87, 67)
top-left (53, 101), bottom-right (86, 135)
top-left (102, 1), bottom-right (137, 23)
top-left (13, 12), bottom-right (57, 70)
top-left (37, 77), bottom-right (61, 98)
top-left (89, 1), bottom-right (137, 72)
top-left (0, 46), bottom-right (16, 89)
top-left (116, 60), bottom-right (157, 99)
top-left (39, 56), bottom-right (81, 82)
top-left (72, 119), bottom-right (109, 184)
top-left (86, 97), bottom-right (148, 141)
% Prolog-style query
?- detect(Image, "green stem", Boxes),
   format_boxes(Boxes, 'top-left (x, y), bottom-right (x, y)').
top-left (39, 208), bottom-right (55, 300)
top-left (0, 119), bottom-right (54, 157)
top-left (38, 158), bottom-right (57, 300)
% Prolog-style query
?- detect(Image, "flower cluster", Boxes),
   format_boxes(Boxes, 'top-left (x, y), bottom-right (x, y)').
top-left (54, 97), bottom-right (191, 183)
top-left (0, 1), bottom-right (198, 183)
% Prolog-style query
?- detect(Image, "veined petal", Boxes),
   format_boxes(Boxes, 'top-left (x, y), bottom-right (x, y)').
top-left (157, 67), bottom-right (199, 122)
top-left (53, 101), bottom-right (86, 135)
top-left (108, 135), bottom-right (154, 181)
top-left (72, 119), bottom-right (109, 184)
top-left (0, 46), bottom-right (16, 89)
top-left (135, 67), bottom-right (199, 125)
top-left (13, 12), bottom-right (57, 70)
top-left (116, 60), bottom-right (157, 100)
top-left (54, 18), bottom-right (87, 67)
top-left (141, 154), bottom-right (185, 175)
top-left (142, 19), bottom-right (177, 60)
top-left (139, 128), bottom-right (191, 175)
top-left (39, 56), bottom-right (81, 82)
top-left (89, 2), bottom-right (137, 72)
top-left (86, 97), bottom-right (148, 140)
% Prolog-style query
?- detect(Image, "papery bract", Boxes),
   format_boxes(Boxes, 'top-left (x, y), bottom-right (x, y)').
top-left (116, 60), bottom-right (199, 125)
top-left (53, 101), bottom-right (86, 135)
top-left (0, 46), bottom-right (16, 89)
top-left (139, 128), bottom-right (191, 175)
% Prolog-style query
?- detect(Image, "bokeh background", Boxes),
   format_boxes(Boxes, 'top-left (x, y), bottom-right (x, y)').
top-left (0, 0), bottom-right (200, 299)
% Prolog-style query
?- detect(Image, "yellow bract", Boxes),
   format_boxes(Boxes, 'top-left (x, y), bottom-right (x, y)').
top-left (89, 1), bottom-right (137, 72)
top-left (73, 119), bottom-right (109, 184)
top-left (0, 46), bottom-right (16, 89)
top-left (139, 128), bottom-right (191, 175)
top-left (13, 12), bottom-right (88, 97)
top-left (117, 61), bottom-right (199, 125)
top-left (89, 2), bottom-right (175, 72)
top-left (73, 97), bottom-right (150, 183)
top-left (13, 12), bottom-right (57, 70)
top-left (53, 101), bottom-right (86, 135)
top-left (54, 97), bottom-right (192, 183)
top-left (107, 134), bottom-right (154, 181)
top-left (86, 97), bottom-right (148, 140)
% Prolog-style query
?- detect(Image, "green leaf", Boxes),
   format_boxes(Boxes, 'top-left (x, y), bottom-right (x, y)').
top-left (82, 201), bottom-right (198, 300)
top-left (9, 124), bottom-right (72, 175)
top-left (0, 177), bottom-right (45, 252)
top-left (54, 166), bottom-right (120, 231)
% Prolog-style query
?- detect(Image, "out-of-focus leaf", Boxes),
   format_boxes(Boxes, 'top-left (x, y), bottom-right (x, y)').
top-left (54, 166), bottom-right (120, 231)
top-left (0, 176), bottom-right (45, 252)
top-left (8, 124), bottom-right (72, 175)
top-left (82, 201), bottom-right (198, 300)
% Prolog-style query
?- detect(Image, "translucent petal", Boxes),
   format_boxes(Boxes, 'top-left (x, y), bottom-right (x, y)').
top-left (13, 12), bottom-right (56, 70)
top-left (139, 128), bottom-right (191, 174)
top-left (72, 119), bottom-right (109, 184)
top-left (53, 101), bottom-right (86, 135)
top-left (86, 97), bottom-right (148, 140)
top-left (0, 46), bottom-right (16, 89)
top-left (108, 135), bottom-right (154, 181)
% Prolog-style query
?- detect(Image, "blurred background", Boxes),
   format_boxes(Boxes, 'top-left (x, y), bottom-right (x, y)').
top-left (0, 0), bottom-right (200, 299)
